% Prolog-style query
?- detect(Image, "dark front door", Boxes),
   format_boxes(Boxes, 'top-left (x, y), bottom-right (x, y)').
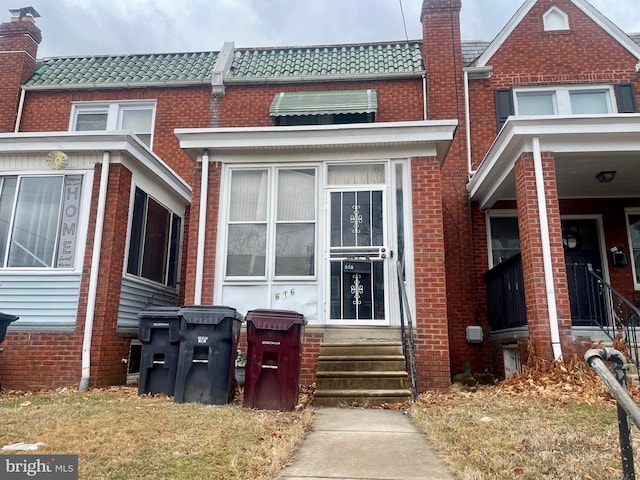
top-left (562, 219), bottom-right (606, 326)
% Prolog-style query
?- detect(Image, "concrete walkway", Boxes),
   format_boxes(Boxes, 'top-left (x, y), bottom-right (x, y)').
top-left (279, 408), bottom-right (456, 480)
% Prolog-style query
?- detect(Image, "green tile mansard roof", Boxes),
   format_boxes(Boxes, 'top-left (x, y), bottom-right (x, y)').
top-left (227, 42), bottom-right (424, 80)
top-left (24, 51), bottom-right (220, 88)
top-left (23, 42), bottom-right (424, 88)
top-left (21, 34), bottom-right (640, 89)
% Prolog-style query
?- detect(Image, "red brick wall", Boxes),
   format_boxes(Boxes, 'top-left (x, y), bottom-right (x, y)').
top-left (411, 156), bottom-right (450, 390)
top-left (299, 333), bottom-right (322, 385)
top-left (514, 152), bottom-right (572, 360)
top-left (19, 86), bottom-right (212, 186)
top-left (217, 80), bottom-right (424, 127)
top-left (468, 0), bottom-right (640, 170)
top-left (422, 0), bottom-right (485, 379)
top-left (0, 162), bottom-right (135, 390)
top-left (466, 0), bottom-right (640, 373)
top-left (86, 163), bottom-right (133, 387)
top-left (182, 160), bottom-right (222, 306)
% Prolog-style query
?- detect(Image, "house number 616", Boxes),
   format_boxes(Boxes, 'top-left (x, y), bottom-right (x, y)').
top-left (275, 289), bottom-right (295, 301)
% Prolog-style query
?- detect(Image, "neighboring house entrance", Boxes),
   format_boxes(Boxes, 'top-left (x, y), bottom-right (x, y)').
top-left (328, 187), bottom-right (390, 325)
top-left (562, 218), bottom-right (606, 327)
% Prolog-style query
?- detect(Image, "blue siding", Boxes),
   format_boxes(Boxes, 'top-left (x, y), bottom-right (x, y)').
top-left (0, 273), bottom-right (81, 330)
top-left (117, 276), bottom-right (178, 333)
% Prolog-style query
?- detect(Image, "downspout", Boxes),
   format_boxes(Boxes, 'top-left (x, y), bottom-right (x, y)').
top-left (79, 151), bottom-right (110, 390)
top-left (194, 149), bottom-right (209, 305)
top-left (14, 87), bottom-right (25, 132)
top-left (422, 75), bottom-right (427, 120)
top-left (532, 137), bottom-right (563, 361)
top-left (464, 70), bottom-right (473, 177)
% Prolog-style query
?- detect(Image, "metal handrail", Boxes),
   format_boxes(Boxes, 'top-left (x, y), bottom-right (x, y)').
top-left (585, 348), bottom-right (640, 480)
top-left (397, 261), bottom-right (418, 402)
top-left (585, 265), bottom-right (640, 381)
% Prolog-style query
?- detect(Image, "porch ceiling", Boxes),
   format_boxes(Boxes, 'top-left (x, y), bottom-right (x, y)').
top-left (468, 115), bottom-right (640, 210)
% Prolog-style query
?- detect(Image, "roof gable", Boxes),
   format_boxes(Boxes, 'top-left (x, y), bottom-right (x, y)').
top-left (472, 0), bottom-right (640, 67)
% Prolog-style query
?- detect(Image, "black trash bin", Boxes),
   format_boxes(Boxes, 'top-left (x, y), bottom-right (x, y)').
top-left (243, 309), bottom-right (306, 411)
top-left (137, 306), bottom-right (181, 396)
top-left (174, 306), bottom-right (243, 404)
top-left (0, 313), bottom-right (18, 343)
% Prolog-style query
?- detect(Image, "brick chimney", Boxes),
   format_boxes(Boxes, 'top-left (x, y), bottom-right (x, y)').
top-left (0, 7), bottom-right (42, 132)
top-left (421, 0), bottom-right (463, 121)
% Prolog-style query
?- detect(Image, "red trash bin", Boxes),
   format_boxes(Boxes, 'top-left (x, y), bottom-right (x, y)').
top-left (243, 309), bottom-right (306, 411)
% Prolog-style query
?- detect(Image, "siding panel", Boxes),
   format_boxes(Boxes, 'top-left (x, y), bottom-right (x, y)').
top-left (0, 273), bottom-right (81, 329)
top-left (117, 276), bottom-right (178, 333)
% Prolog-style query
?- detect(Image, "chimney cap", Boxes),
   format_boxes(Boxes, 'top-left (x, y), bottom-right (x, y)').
top-left (9, 6), bottom-right (40, 20)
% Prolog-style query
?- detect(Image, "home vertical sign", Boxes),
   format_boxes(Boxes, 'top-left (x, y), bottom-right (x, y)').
top-left (56, 175), bottom-right (82, 268)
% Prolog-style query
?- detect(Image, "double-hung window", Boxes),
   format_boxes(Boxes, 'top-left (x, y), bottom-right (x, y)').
top-left (514, 86), bottom-right (614, 116)
top-left (127, 187), bottom-right (181, 287)
top-left (225, 167), bottom-right (317, 279)
top-left (0, 174), bottom-right (83, 269)
top-left (71, 102), bottom-right (155, 147)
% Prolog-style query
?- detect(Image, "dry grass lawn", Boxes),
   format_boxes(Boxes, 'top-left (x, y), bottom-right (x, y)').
top-left (411, 356), bottom-right (640, 480)
top-left (0, 387), bottom-right (312, 480)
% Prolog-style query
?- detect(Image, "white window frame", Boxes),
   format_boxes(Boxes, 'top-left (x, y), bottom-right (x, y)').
top-left (486, 210), bottom-right (519, 269)
top-left (0, 171), bottom-right (90, 272)
top-left (70, 101), bottom-right (156, 148)
top-left (513, 85), bottom-right (615, 116)
top-left (625, 208), bottom-right (640, 290)
top-left (543, 7), bottom-right (569, 31)
top-left (221, 165), bottom-right (319, 282)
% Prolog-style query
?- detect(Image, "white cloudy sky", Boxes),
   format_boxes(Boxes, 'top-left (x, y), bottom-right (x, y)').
top-left (18, 0), bottom-right (640, 58)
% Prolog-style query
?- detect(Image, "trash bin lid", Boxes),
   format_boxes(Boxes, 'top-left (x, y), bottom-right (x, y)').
top-left (0, 312), bottom-right (18, 323)
top-left (137, 306), bottom-right (182, 319)
top-left (180, 305), bottom-right (243, 324)
top-left (246, 309), bottom-right (306, 331)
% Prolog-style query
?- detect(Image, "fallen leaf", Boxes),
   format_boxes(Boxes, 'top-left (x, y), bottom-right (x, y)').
top-left (19, 401), bottom-right (31, 407)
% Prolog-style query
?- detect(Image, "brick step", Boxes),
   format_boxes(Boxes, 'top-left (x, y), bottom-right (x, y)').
top-left (313, 389), bottom-right (412, 407)
top-left (316, 371), bottom-right (409, 391)
top-left (319, 342), bottom-right (404, 357)
top-left (317, 357), bottom-right (407, 372)
top-left (314, 341), bottom-right (411, 407)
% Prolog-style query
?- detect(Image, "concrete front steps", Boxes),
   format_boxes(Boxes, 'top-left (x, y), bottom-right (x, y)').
top-left (313, 342), bottom-right (412, 407)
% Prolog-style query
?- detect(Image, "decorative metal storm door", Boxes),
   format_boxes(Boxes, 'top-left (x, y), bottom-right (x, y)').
top-left (328, 189), bottom-right (389, 324)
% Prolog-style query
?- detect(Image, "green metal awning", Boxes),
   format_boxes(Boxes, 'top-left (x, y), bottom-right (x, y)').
top-left (269, 89), bottom-right (378, 117)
